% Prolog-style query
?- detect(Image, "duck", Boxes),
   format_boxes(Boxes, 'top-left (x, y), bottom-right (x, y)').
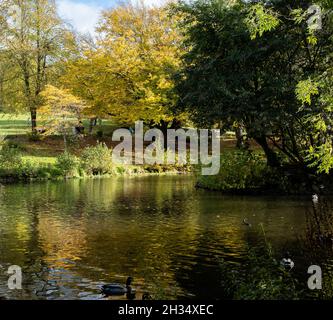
top-left (280, 252), bottom-right (295, 271)
top-left (101, 277), bottom-right (136, 300)
top-left (243, 218), bottom-right (252, 227)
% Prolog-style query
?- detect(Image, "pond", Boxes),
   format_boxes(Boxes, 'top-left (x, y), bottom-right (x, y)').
top-left (0, 176), bottom-right (329, 299)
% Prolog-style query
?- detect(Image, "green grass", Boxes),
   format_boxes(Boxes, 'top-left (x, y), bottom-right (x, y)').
top-left (22, 156), bottom-right (57, 165)
top-left (0, 113), bottom-right (30, 136)
top-left (0, 113), bottom-right (119, 137)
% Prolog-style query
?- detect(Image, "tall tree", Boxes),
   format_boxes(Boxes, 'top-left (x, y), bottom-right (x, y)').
top-left (174, 0), bottom-right (333, 171)
top-left (62, 2), bottom-right (188, 131)
top-left (0, 0), bottom-right (72, 131)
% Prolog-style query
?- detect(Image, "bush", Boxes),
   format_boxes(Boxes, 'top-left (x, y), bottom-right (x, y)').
top-left (0, 143), bottom-right (23, 169)
top-left (219, 247), bottom-right (301, 300)
top-left (80, 143), bottom-right (112, 175)
top-left (217, 226), bottom-right (301, 300)
top-left (114, 166), bottom-right (126, 175)
top-left (56, 152), bottom-right (79, 177)
top-left (17, 160), bottom-right (64, 180)
top-left (197, 150), bottom-right (286, 192)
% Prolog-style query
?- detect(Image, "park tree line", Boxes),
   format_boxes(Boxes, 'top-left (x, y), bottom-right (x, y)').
top-left (0, 0), bottom-right (188, 134)
top-left (1, 0), bottom-right (333, 175)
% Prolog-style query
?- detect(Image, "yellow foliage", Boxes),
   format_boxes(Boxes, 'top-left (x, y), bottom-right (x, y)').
top-left (61, 3), bottom-right (188, 126)
top-left (39, 85), bottom-right (87, 135)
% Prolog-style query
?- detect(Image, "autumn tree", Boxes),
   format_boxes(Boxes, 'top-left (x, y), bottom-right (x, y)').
top-left (62, 2), bottom-right (188, 133)
top-left (0, 0), bottom-right (74, 131)
top-left (39, 85), bottom-right (87, 150)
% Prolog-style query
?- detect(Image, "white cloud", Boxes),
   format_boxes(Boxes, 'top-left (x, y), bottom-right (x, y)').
top-left (57, 0), bottom-right (171, 35)
top-left (132, 0), bottom-right (171, 7)
top-left (57, 0), bottom-right (103, 35)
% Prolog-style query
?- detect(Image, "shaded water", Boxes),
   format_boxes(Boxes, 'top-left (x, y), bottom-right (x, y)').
top-left (0, 176), bottom-right (320, 299)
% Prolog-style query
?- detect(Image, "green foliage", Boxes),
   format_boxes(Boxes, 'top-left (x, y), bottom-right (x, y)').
top-left (226, 248), bottom-right (300, 300)
top-left (17, 160), bottom-right (50, 179)
top-left (296, 79), bottom-right (319, 105)
top-left (174, 0), bottom-right (333, 173)
top-left (245, 3), bottom-right (280, 39)
top-left (0, 157), bottom-right (62, 181)
top-left (197, 151), bottom-right (286, 192)
top-left (80, 143), bottom-right (112, 175)
top-left (299, 69), bottom-right (333, 174)
top-left (0, 138), bottom-right (191, 182)
top-left (302, 199), bottom-right (333, 299)
top-left (56, 152), bottom-right (79, 177)
top-left (0, 143), bottom-right (23, 169)
top-left (218, 226), bottom-right (301, 300)
top-left (306, 142), bottom-right (333, 174)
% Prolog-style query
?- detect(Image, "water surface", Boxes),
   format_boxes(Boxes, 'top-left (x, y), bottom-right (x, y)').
top-left (0, 176), bottom-right (317, 299)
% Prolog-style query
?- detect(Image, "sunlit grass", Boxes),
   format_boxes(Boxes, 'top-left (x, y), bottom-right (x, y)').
top-left (0, 113), bottom-right (30, 136)
top-left (22, 156), bottom-right (57, 165)
top-left (0, 113), bottom-right (119, 137)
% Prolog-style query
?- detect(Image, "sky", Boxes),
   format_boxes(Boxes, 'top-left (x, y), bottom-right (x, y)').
top-left (57, 0), bottom-right (168, 35)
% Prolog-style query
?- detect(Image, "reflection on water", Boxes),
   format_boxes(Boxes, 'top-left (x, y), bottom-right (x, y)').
top-left (0, 176), bottom-right (315, 299)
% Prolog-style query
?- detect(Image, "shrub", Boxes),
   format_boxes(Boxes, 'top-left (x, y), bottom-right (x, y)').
top-left (56, 152), bottom-right (79, 177)
top-left (80, 143), bottom-right (112, 175)
top-left (218, 246), bottom-right (301, 300)
top-left (115, 166), bottom-right (126, 175)
top-left (16, 159), bottom-right (45, 178)
top-left (196, 150), bottom-right (285, 192)
top-left (18, 160), bottom-right (42, 179)
top-left (0, 143), bottom-right (23, 169)
top-left (217, 225), bottom-right (301, 300)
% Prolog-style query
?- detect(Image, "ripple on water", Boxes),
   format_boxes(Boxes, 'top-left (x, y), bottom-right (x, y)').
top-left (0, 176), bottom-right (313, 299)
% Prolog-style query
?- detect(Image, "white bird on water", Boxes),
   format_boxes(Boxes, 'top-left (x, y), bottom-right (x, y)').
top-left (312, 194), bottom-right (319, 204)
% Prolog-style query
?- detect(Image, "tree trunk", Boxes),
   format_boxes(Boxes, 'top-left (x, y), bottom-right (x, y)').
top-left (254, 136), bottom-right (280, 167)
top-left (89, 117), bottom-right (97, 134)
top-left (235, 126), bottom-right (244, 149)
top-left (30, 108), bottom-right (37, 132)
top-left (157, 120), bottom-right (169, 148)
top-left (63, 134), bottom-right (67, 152)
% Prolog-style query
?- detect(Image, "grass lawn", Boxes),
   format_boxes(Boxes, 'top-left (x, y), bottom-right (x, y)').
top-left (22, 156), bottom-right (57, 165)
top-left (0, 113), bottom-right (119, 137)
top-left (0, 113), bottom-right (126, 167)
top-left (0, 113), bottom-right (31, 136)
top-left (1, 112), bottom-right (253, 167)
